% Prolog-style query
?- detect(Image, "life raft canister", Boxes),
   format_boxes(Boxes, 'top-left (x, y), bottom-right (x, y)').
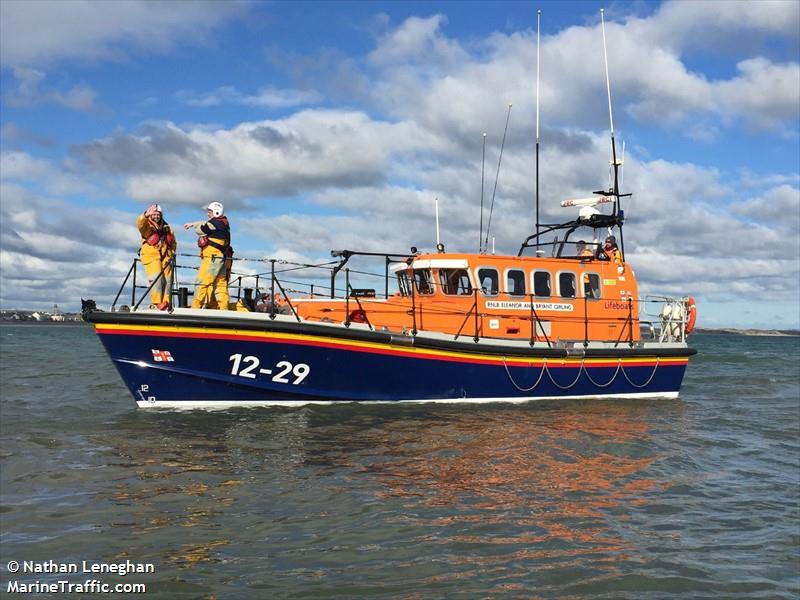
top-left (685, 296), bottom-right (697, 334)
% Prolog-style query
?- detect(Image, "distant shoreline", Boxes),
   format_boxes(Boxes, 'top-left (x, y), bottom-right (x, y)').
top-left (693, 328), bottom-right (800, 337)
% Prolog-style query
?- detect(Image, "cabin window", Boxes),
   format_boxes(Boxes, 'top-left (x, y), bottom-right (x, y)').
top-left (558, 272), bottom-right (576, 298)
top-left (583, 273), bottom-right (601, 299)
top-left (477, 268), bottom-right (499, 296)
top-left (506, 269), bottom-right (526, 296)
top-left (414, 269), bottom-right (434, 295)
top-left (439, 269), bottom-right (473, 295)
top-left (396, 271), bottom-right (412, 297)
top-left (533, 270), bottom-right (551, 297)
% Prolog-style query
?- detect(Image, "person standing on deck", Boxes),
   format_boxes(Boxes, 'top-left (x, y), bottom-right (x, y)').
top-left (184, 202), bottom-right (231, 309)
top-left (136, 204), bottom-right (176, 310)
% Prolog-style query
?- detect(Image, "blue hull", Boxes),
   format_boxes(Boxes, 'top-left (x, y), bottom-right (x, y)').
top-left (91, 314), bottom-right (693, 408)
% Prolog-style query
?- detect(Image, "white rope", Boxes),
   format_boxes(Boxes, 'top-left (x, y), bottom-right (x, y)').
top-left (503, 356), bottom-right (547, 392)
top-left (621, 357), bottom-right (660, 389)
top-left (581, 358), bottom-right (622, 388)
top-left (545, 358), bottom-right (584, 390)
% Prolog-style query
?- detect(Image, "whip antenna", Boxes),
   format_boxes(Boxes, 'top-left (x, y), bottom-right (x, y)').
top-left (600, 9), bottom-right (620, 210)
top-left (484, 103), bottom-right (512, 253)
top-left (435, 196), bottom-right (440, 246)
top-left (600, 8), bottom-right (627, 258)
top-left (479, 133), bottom-right (486, 252)
top-left (535, 9), bottom-right (541, 239)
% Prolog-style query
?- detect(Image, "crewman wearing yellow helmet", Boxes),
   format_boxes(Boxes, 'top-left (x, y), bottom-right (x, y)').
top-left (184, 202), bottom-right (231, 309)
top-left (136, 204), bottom-right (176, 310)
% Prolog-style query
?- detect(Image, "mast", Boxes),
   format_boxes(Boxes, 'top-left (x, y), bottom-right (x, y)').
top-left (479, 133), bottom-right (486, 252)
top-left (535, 9), bottom-right (541, 239)
top-left (484, 103), bottom-right (512, 253)
top-left (600, 8), bottom-right (625, 258)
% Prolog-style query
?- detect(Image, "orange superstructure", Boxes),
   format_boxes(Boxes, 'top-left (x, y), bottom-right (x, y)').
top-left (289, 247), bottom-right (642, 345)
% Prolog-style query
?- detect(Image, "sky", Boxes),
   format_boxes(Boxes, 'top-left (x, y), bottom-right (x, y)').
top-left (0, 0), bottom-right (798, 329)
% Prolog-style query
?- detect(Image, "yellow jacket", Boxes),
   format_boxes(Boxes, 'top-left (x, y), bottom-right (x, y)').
top-left (137, 214), bottom-right (176, 263)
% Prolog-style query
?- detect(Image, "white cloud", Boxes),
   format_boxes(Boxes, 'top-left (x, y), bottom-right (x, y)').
top-left (0, 0), bottom-right (247, 68)
top-left (0, 151), bottom-right (96, 196)
top-left (640, 0), bottom-right (800, 52)
top-left (178, 86), bottom-right (323, 109)
top-left (730, 185), bottom-right (800, 224)
top-left (73, 111), bottom-right (432, 204)
top-left (2, 67), bottom-right (100, 112)
top-left (713, 58), bottom-right (800, 129)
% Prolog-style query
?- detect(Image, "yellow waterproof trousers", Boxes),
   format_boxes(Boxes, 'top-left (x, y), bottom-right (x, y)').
top-left (140, 246), bottom-right (173, 306)
top-left (192, 247), bottom-right (227, 309)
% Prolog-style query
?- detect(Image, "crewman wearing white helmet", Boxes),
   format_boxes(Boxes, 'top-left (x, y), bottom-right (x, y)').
top-left (136, 203), bottom-right (176, 310)
top-left (184, 201), bottom-right (231, 309)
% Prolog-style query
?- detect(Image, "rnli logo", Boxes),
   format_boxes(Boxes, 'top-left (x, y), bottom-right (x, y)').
top-left (151, 349), bottom-right (174, 362)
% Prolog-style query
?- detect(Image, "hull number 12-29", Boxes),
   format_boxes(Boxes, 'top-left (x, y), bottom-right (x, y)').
top-left (229, 354), bottom-right (310, 384)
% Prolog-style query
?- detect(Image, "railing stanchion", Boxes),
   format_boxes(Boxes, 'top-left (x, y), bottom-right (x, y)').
top-left (584, 296), bottom-right (589, 348)
top-left (385, 256), bottom-right (390, 299)
top-left (410, 270), bottom-right (417, 336)
top-left (131, 259), bottom-right (138, 307)
top-left (112, 259), bottom-right (136, 312)
top-left (345, 268), bottom-right (351, 327)
top-left (473, 287), bottom-right (480, 343)
top-left (270, 259), bottom-right (276, 320)
top-left (530, 294), bottom-right (535, 346)
top-left (628, 297), bottom-right (634, 347)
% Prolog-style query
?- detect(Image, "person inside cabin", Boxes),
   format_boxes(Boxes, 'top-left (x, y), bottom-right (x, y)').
top-left (184, 202), bottom-right (231, 310)
top-left (576, 240), bottom-right (593, 259)
top-left (603, 235), bottom-right (622, 263)
top-left (136, 203), bottom-right (176, 311)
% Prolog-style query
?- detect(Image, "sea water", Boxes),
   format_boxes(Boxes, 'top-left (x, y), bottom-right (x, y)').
top-left (0, 324), bottom-right (798, 599)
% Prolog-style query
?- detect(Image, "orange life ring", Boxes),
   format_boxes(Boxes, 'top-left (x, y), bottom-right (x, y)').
top-left (685, 296), bottom-right (697, 334)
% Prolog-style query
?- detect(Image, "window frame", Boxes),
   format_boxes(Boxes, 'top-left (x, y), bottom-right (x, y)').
top-left (475, 266), bottom-right (500, 297)
top-left (582, 271), bottom-right (602, 300)
top-left (438, 268), bottom-right (473, 296)
top-left (532, 269), bottom-right (552, 298)
top-left (504, 268), bottom-right (527, 297)
top-left (413, 268), bottom-right (435, 296)
top-left (557, 270), bottom-right (577, 299)
top-left (396, 271), bottom-right (412, 297)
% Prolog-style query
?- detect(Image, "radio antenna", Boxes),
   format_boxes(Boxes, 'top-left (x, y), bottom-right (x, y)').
top-left (435, 196), bottom-right (440, 246)
top-left (535, 9), bottom-right (541, 239)
top-left (479, 133), bottom-right (486, 252)
top-left (600, 9), bottom-right (619, 210)
top-left (484, 103), bottom-right (512, 253)
top-left (600, 8), bottom-right (626, 258)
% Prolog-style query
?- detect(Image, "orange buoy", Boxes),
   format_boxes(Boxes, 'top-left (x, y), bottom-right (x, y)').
top-left (685, 296), bottom-right (697, 334)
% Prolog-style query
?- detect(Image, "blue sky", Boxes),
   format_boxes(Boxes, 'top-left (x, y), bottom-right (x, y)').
top-left (1, 0), bottom-right (798, 329)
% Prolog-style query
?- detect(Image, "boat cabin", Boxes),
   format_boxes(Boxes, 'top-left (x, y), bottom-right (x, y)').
top-left (290, 237), bottom-right (640, 345)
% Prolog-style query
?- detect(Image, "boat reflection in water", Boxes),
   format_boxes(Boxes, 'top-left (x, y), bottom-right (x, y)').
top-left (95, 401), bottom-right (681, 584)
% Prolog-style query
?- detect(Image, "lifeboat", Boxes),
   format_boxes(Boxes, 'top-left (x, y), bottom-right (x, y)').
top-left (83, 15), bottom-right (697, 409)
top-left (83, 203), bottom-right (697, 408)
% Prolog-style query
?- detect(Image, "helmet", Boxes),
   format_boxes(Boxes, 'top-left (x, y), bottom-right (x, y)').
top-left (206, 202), bottom-right (224, 218)
top-left (145, 203), bottom-right (162, 217)
top-left (604, 235), bottom-right (616, 246)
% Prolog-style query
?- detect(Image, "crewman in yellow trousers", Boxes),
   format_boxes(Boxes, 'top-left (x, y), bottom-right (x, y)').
top-left (136, 204), bottom-right (176, 310)
top-left (184, 202), bottom-right (231, 309)
top-left (208, 246), bottom-right (234, 310)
